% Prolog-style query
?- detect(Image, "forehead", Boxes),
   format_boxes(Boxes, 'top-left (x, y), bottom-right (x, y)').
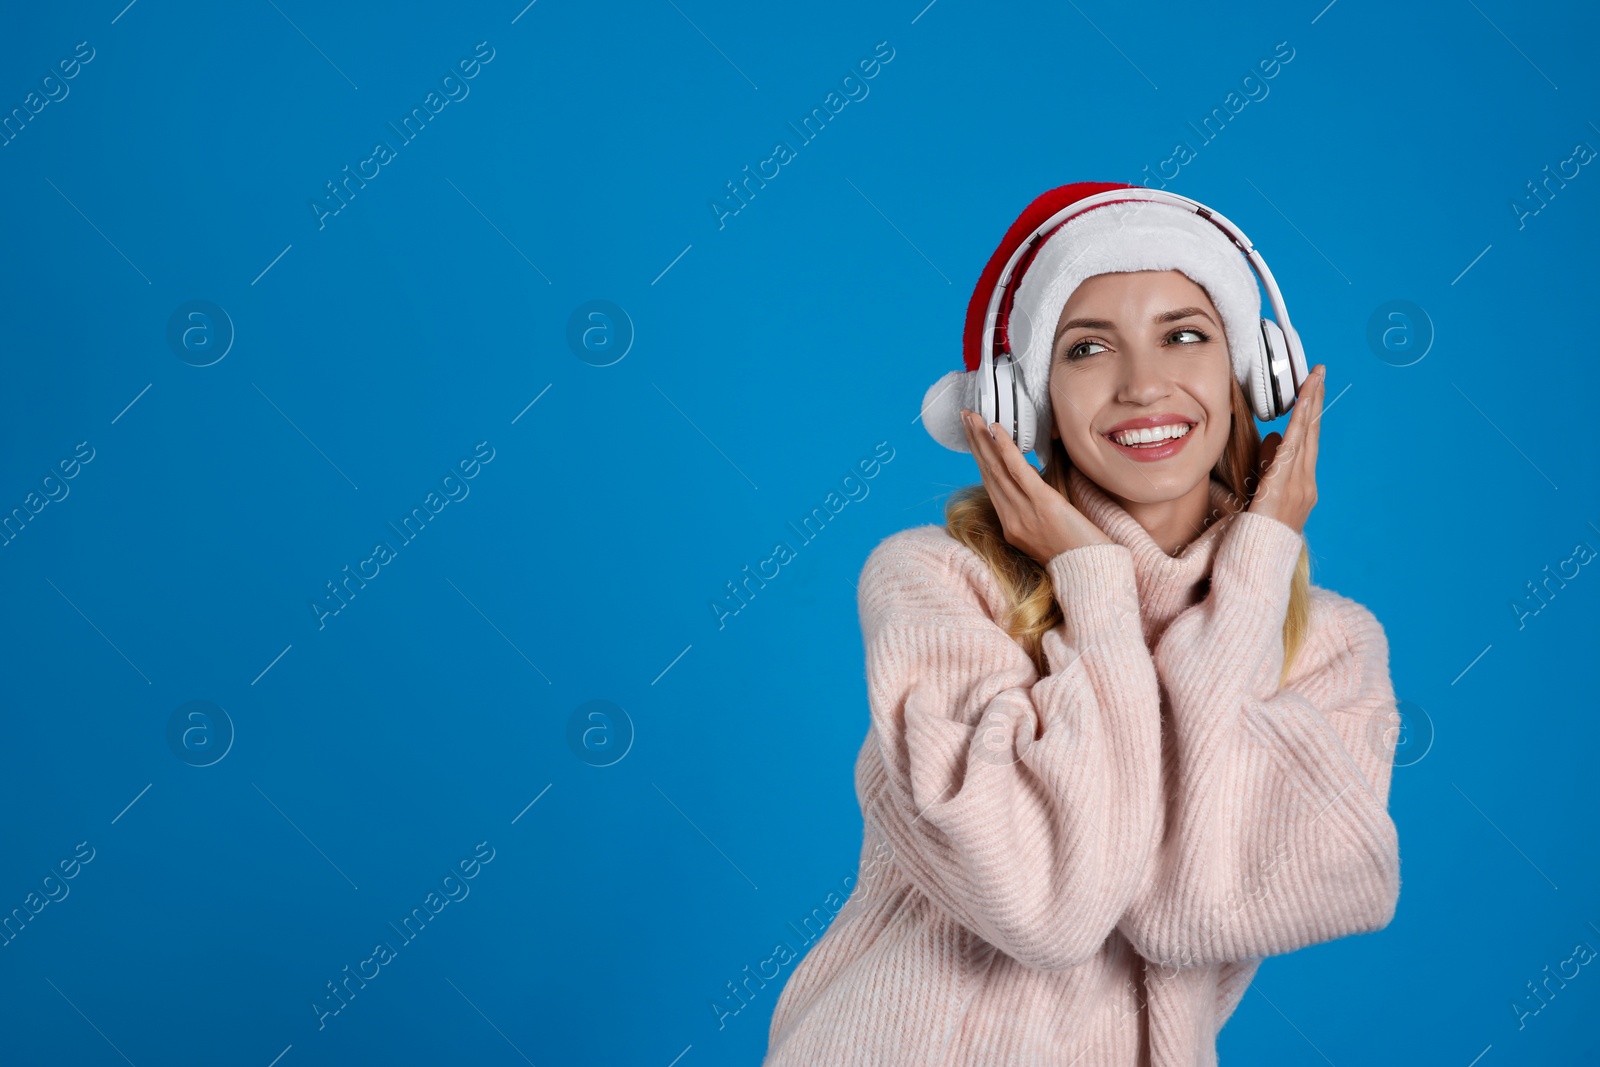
top-left (1065, 270), bottom-right (1209, 302)
top-left (1056, 271), bottom-right (1217, 326)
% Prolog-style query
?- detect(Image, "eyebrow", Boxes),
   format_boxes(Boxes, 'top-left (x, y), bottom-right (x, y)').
top-left (1053, 306), bottom-right (1219, 343)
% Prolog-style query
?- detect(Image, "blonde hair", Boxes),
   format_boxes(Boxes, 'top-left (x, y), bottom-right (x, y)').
top-left (945, 375), bottom-right (1312, 686)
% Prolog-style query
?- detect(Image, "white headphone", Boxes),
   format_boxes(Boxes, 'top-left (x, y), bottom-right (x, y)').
top-left (978, 187), bottom-right (1310, 455)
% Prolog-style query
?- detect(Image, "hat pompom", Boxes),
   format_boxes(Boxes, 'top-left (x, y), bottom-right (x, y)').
top-left (920, 369), bottom-right (974, 454)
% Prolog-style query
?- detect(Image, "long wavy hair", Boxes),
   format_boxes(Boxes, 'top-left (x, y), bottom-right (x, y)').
top-left (945, 374), bottom-right (1312, 687)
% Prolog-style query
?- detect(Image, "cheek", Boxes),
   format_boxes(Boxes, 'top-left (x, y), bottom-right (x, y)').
top-left (1050, 376), bottom-right (1102, 437)
top-left (1186, 371), bottom-right (1233, 427)
top-left (1197, 389), bottom-right (1235, 453)
top-left (1052, 401), bottom-right (1096, 442)
top-left (1206, 386), bottom-right (1235, 428)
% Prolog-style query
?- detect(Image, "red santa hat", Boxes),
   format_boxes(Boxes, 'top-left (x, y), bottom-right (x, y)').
top-left (921, 181), bottom-right (1264, 456)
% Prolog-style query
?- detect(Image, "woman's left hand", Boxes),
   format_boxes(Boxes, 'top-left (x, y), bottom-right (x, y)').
top-left (1247, 363), bottom-right (1325, 535)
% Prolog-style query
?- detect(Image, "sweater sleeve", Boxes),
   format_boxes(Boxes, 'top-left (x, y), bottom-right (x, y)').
top-left (1114, 511), bottom-right (1402, 970)
top-left (856, 528), bottom-right (1163, 972)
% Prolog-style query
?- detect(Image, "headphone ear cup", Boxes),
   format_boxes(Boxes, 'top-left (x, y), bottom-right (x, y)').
top-left (1258, 318), bottom-right (1294, 422)
top-left (1015, 386), bottom-right (1038, 456)
top-left (1246, 319), bottom-right (1282, 422)
top-left (974, 360), bottom-right (997, 444)
top-left (989, 356), bottom-right (1039, 455)
top-left (1247, 347), bottom-right (1275, 424)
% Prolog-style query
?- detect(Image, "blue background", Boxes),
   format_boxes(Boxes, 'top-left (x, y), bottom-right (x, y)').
top-left (1, 1), bottom-right (1596, 1064)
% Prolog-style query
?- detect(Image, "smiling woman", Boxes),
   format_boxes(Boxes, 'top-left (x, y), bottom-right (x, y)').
top-left (762, 182), bottom-right (1399, 1067)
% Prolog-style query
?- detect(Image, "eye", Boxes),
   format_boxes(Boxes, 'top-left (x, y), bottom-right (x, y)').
top-left (1060, 327), bottom-right (1213, 362)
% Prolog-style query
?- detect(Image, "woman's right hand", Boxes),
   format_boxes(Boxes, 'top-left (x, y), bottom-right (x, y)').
top-left (961, 409), bottom-right (1113, 564)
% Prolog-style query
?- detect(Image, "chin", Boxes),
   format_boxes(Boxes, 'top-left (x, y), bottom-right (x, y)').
top-left (1095, 468), bottom-right (1209, 505)
top-left (1071, 436), bottom-right (1224, 505)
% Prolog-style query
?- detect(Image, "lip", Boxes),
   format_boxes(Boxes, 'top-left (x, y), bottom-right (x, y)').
top-left (1102, 415), bottom-right (1196, 463)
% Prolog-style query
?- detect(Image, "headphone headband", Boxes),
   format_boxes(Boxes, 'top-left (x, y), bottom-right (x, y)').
top-left (981, 188), bottom-right (1301, 380)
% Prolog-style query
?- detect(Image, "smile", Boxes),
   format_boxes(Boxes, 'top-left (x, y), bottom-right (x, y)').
top-left (1103, 421), bottom-right (1195, 462)
top-left (1110, 423), bottom-right (1191, 447)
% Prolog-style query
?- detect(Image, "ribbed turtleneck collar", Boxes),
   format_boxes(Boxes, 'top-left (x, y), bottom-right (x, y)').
top-left (1065, 465), bottom-right (1242, 644)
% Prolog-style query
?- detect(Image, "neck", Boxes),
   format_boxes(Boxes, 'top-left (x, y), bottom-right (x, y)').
top-left (1106, 476), bottom-right (1228, 558)
top-left (1120, 476), bottom-right (1228, 559)
top-left (1062, 464), bottom-right (1246, 644)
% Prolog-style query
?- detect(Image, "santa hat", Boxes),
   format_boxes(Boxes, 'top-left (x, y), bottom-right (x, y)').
top-left (920, 181), bottom-right (1263, 457)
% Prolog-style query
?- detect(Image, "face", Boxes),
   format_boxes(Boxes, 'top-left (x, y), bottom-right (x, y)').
top-left (1047, 270), bottom-right (1234, 505)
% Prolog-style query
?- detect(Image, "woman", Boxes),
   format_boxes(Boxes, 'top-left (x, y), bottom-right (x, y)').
top-left (761, 183), bottom-right (1402, 1066)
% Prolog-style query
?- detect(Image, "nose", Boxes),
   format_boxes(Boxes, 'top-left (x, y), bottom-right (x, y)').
top-left (1113, 343), bottom-right (1173, 408)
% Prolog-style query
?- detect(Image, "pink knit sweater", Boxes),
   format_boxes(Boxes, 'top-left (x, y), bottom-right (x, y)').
top-left (762, 466), bottom-right (1402, 1067)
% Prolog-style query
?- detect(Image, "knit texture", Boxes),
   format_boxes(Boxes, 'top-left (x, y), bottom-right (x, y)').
top-left (762, 468), bottom-right (1402, 1067)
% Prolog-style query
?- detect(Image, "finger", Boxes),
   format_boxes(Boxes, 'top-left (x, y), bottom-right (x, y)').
top-left (1282, 371), bottom-right (1324, 471)
top-left (1282, 372), bottom-right (1316, 456)
top-left (964, 411), bottom-right (1012, 504)
top-left (1273, 368), bottom-right (1324, 501)
top-left (979, 418), bottom-right (1041, 532)
top-left (984, 416), bottom-right (1041, 488)
top-left (1251, 432), bottom-right (1281, 506)
top-left (1304, 366), bottom-right (1325, 469)
top-left (969, 413), bottom-right (1029, 515)
top-left (962, 411), bottom-right (991, 481)
top-left (961, 411), bottom-right (987, 479)
top-left (989, 423), bottom-right (1061, 525)
top-left (1258, 431), bottom-right (1280, 475)
top-left (1287, 366), bottom-right (1324, 465)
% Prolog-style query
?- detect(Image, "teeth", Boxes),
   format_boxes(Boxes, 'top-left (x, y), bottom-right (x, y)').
top-left (1111, 423), bottom-right (1191, 446)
